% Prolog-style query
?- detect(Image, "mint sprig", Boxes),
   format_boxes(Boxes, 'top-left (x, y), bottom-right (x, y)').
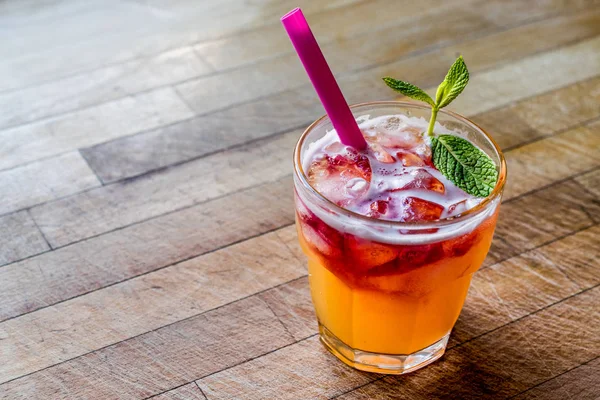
top-left (382, 56), bottom-right (498, 197)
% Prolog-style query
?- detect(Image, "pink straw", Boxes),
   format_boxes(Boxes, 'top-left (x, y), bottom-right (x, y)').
top-left (281, 8), bottom-right (367, 150)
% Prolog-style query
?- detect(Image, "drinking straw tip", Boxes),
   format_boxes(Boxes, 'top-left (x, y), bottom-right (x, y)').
top-left (281, 7), bottom-right (300, 21)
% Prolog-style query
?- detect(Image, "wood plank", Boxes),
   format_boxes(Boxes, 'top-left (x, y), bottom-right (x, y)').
top-left (176, 0), bottom-right (493, 116)
top-left (0, 47), bottom-right (212, 130)
top-left (195, 0), bottom-right (599, 72)
top-left (511, 357), bottom-right (600, 400)
top-left (3, 171), bottom-right (596, 384)
top-left (181, 6), bottom-right (600, 116)
top-left (0, 211), bottom-right (49, 266)
top-left (0, 0), bottom-right (361, 93)
top-left (0, 295), bottom-right (295, 399)
top-left (0, 177), bottom-right (294, 322)
top-left (33, 130), bottom-right (299, 248)
top-left (503, 120), bottom-right (600, 200)
top-left (41, 118), bottom-right (600, 250)
top-left (447, 37), bottom-right (600, 115)
top-left (1, 224), bottom-right (595, 397)
top-left (471, 76), bottom-right (600, 150)
top-left (451, 224), bottom-right (600, 347)
top-left (150, 383), bottom-right (206, 400)
top-left (485, 178), bottom-right (600, 265)
top-left (0, 152), bottom-right (100, 215)
top-left (151, 383), bottom-right (207, 400)
top-left (575, 168), bottom-right (600, 198)
top-left (340, 286), bottom-right (600, 400)
top-left (0, 87), bottom-right (194, 171)
top-left (0, 226), bottom-right (303, 383)
top-left (83, 25), bottom-right (600, 183)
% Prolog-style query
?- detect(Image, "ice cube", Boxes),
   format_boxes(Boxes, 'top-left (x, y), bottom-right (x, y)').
top-left (299, 218), bottom-right (343, 258)
top-left (396, 150), bottom-right (428, 167)
top-left (401, 169), bottom-right (445, 194)
top-left (401, 197), bottom-right (444, 221)
top-left (370, 143), bottom-right (395, 163)
top-left (367, 199), bottom-right (389, 218)
top-left (307, 151), bottom-right (372, 206)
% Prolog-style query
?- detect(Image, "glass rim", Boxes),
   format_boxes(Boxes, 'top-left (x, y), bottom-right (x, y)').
top-left (293, 100), bottom-right (507, 229)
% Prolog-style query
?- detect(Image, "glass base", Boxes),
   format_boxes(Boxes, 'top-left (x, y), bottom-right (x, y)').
top-left (318, 323), bottom-right (449, 374)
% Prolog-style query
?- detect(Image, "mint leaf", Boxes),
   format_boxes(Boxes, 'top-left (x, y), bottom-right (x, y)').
top-left (435, 56), bottom-right (469, 109)
top-left (431, 134), bottom-right (498, 197)
top-left (382, 77), bottom-right (435, 107)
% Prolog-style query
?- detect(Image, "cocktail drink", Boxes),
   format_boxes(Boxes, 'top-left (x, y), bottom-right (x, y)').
top-left (293, 102), bottom-right (506, 374)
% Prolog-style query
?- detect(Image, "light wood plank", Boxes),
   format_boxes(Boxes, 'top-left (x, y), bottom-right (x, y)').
top-left (0, 87), bottom-right (194, 171)
top-left (84, 26), bottom-right (600, 183)
top-left (151, 383), bottom-right (207, 400)
top-left (33, 130), bottom-right (299, 248)
top-left (0, 152), bottom-right (100, 216)
top-left (503, 120), bottom-right (600, 200)
top-left (447, 37), bottom-right (600, 116)
top-left (485, 178), bottom-right (600, 265)
top-left (0, 226), bottom-right (303, 383)
top-left (575, 169), bottom-right (600, 198)
top-left (512, 357), bottom-right (600, 400)
top-left (0, 47), bottom-right (212, 130)
top-left (0, 211), bottom-right (49, 266)
top-left (0, 178), bottom-right (294, 322)
top-left (0, 295), bottom-right (295, 399)
top-left (0, 0), bottom-right (361, 93)
top-left (472, 76), bottom-right (600, 150)
top-left (177, 0), bottom-right (492, 116)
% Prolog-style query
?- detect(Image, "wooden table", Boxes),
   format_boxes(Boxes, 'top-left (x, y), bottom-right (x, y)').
top-left (1, 0), bottom-right (599, 398)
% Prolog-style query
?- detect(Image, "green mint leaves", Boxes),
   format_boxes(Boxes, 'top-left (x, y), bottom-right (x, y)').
top-left (431, 135), bottom-right (498, 197)
top-left (381, 78), bottom-right (435, 107)
top-left (382, 56), bottom-right (498, 197)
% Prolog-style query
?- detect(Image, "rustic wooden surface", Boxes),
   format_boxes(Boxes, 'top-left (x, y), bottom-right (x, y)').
top-left (1, 0), bottom-right (599, 398)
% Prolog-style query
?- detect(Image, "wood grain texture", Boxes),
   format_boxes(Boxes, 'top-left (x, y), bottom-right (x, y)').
top-left (0, 226), bottom-right (303, 383)
top-left (511, 357), bottom-right (600, 400)
top-left (340, 287), bottom-right (600, 400)
top-left (82, 9), bottom-right (600, 183)
top-left (193, 227), bottom-right (600, 399)
top-left (0, 47), bottom-right (212, 130)
top-left (150, 383), bottom-right (207, 400)
top-left (0, 178), bottom-right (294, 322)
top-left (0, 88), bottom-right (194, 171)
top-left (39, 116), bottom-right (600, 250)
top-left (33, 130), bottom-right (299, 248)
top-left (2, 1), bottom-right (600, 398)
top-left (0, 211), bottom-right (49, 266)
top-left (0, 152), bottom-right (100, 215)
top-left (0, 295), bottom-right (295, 399)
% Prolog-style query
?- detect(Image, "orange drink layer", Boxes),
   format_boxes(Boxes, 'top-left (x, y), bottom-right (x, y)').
top-left (297, 203), bottom-right (499, 355)
top-left (293, 102), bottom-right (506, 374)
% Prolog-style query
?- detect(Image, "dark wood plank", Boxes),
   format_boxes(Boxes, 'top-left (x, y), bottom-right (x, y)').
top-left (0, 295), bottom-right (295, 399)
top-left (0, 226), bottom-right (303, 384)
top-left (0, 177), bottom-right (294, 322)
top-left (511, 357), bottom-right (600, 400)
top-left (0, 152), bottom-right (100, 215)
top-left (150, 383), bottom-right (207, 400)
top-left (0, 88), bottom-right (194, 171)
top-left (0, 211), bottom-right (49, 266)
top-left (33, 130), bottom-right (299, 248)
top-left (82, 13), bottom-right (600, 183)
